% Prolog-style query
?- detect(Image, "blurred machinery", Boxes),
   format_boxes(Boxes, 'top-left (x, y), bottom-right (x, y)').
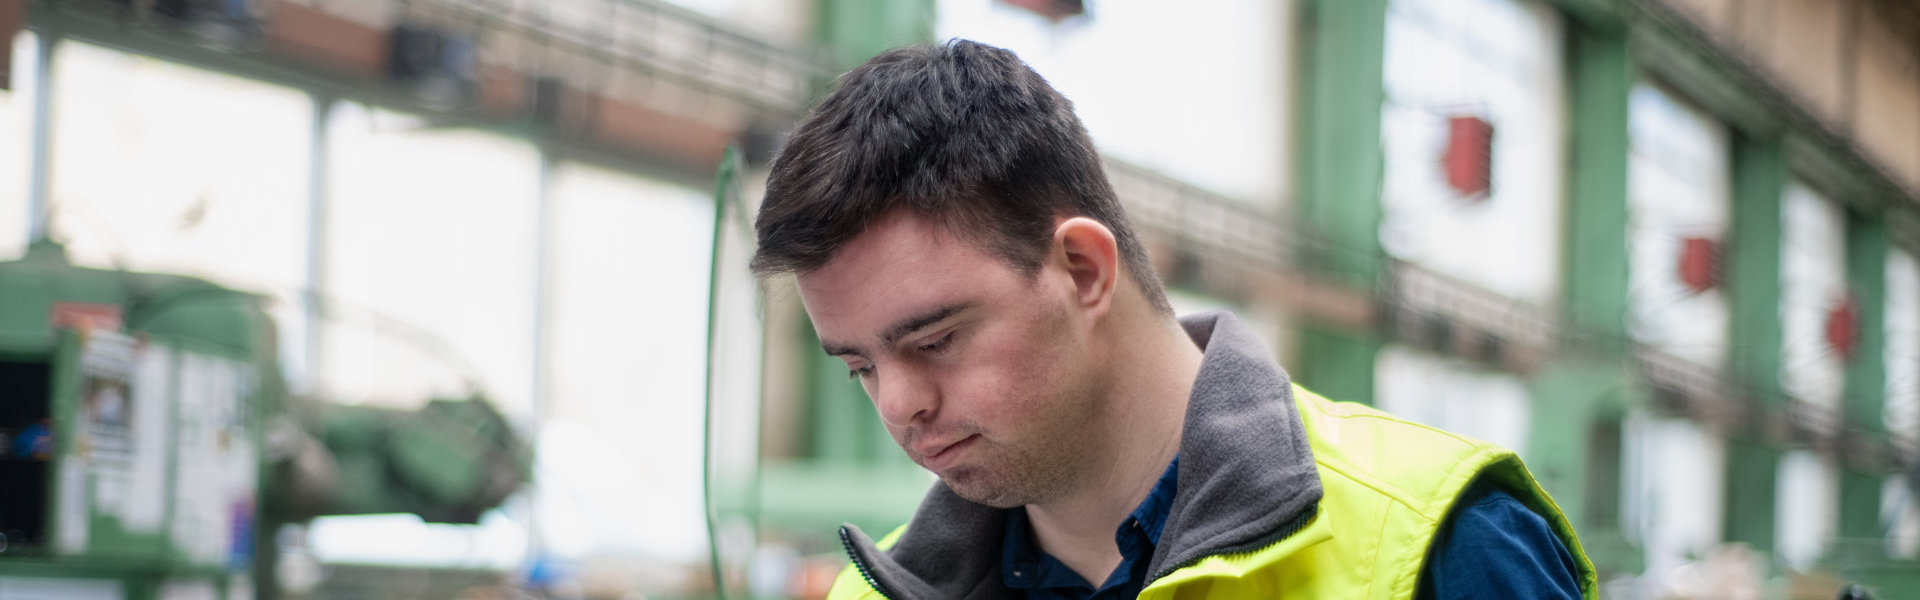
top-left (0, 240), bottom-right (528, 600)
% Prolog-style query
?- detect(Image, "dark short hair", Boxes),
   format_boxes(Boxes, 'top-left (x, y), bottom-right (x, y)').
top-left (751, 39), bottom-right (1170, 315)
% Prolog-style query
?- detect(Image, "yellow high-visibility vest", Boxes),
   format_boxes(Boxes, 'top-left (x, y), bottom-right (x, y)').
top-left (827, 384), bottom-right (1597, 599)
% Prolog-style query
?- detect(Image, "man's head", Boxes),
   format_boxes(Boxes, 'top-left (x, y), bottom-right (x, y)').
top-left (752, 40), bottom-right (1177, 507)
top-left (751, 40), bottom-right (1167, 314)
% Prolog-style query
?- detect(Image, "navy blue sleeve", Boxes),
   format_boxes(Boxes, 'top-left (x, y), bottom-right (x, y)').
top-left (1416, 485), bottom-right (1583, 600)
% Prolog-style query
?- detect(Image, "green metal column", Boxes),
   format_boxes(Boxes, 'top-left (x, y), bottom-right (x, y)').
top-left (1546, 22), bottom-right (1639, 575)
top-left (1722, 438), bottom-right (1781, 554)
top-left (1723, 136), bottom-right (1787, 554)
top-left (1843, 215), bottom-right (1889, 434)
top-left (1526, 362), bottom-right (1644, 575)
top-left (815, 0), bottom-right (935, 69)
top-left (1295, 325), bottom-right (1380, 405)
top-left (1840, 214), bottom-right (1888, 548)
top-left (1727, 138), bottom-right (1786, 399)
top-left (1292, 0), bottom-right (1388, 404)
top-left (1561, 24), bottom-right (1632, 342)
top-left (1295, 0), bottom-right (1388, 288)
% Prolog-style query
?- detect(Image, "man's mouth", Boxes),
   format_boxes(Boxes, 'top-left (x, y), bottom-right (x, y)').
top-left (918, 434), bottom-right (979, 470)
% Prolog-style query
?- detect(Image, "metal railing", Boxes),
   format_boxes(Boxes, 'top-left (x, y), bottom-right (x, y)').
top-left (402, 0), bottom-right (830, 115)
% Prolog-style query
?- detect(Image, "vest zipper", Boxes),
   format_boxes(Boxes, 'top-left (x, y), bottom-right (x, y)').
top-left (838, 525), bottom-right (898, 600)
top-left (1147, 502), bottom-right (1320, 583)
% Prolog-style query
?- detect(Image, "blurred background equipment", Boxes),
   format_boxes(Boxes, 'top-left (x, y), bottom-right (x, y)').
top-left (0, 239), bottom-right (528, 599)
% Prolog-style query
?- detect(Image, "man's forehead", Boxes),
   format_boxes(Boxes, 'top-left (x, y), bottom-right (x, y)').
top-left (796, 212), bottom-right (994, 345)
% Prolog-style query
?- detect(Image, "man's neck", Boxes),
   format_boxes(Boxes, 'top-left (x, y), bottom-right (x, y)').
top-left (1021, 311), bottom-right (1202, 587)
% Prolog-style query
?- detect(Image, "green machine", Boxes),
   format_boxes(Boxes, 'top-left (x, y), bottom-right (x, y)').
top-left (0, 241), bottom-right (527, 600)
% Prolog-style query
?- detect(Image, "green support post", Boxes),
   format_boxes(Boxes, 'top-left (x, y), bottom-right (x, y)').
top-left (1295, 0), bottom-right (1388, 289)
top-left (1561, 25), bottom-right (1632, 344)
top-left (1723, 136), bottom-right (1787, 555)
top-left (1295, 325), bottom-right (1380, 405)
top-left (1543, 22), bottom-right (1640, 575)
top-left (815, 0), bottom-right (935, 69)
top-left (1839, 214), bottom-right (1888, 550)
top-left (1291, 0), bottom-right (1388, 403)
top-left (1843, 215), bottom-right (1889, 434)
top-left (1722, 439), bottom-right (1781, 555)
top-left (1526, 362), bottom-right (1644, 576)
top-left (1727, 138), bottom-right (1787, 399)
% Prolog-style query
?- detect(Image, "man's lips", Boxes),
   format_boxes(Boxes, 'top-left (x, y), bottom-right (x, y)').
top-left (917, 434), bottom-right (979, 471)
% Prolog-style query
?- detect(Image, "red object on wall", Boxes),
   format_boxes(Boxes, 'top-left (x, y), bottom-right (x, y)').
top-left (1444, 115), bottom-right (1494, 199)
top-left (1677, 237), bottom-right (1721, 293)
top-left (1002, 0), bottom-right (1086, 21)
top-left (1826, 295), bottom-right (1859, 361)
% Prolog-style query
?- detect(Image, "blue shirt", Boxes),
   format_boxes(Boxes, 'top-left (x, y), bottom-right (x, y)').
top-left (1416, 481), bottom-right (1584, 600)
top-left (1002, 458), bottom-right (1179, 599)
top-left (1001, 460), bottom-right (1581, 600)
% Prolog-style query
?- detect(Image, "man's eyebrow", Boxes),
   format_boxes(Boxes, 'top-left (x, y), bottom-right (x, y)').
top-left (818, 302), bottom-right (971, 357)
top-left (881, 302), bottom-right (971, 347)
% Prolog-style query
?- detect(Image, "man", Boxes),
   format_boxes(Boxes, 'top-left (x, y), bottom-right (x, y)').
top-left (752, 40), bottom-right (1595, 599)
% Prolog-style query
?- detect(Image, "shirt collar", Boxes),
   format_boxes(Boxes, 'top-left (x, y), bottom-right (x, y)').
top-left (1133, 456), bottom-right (1180, 545)
top-left (1000, 457), bottom-right (1181, 591)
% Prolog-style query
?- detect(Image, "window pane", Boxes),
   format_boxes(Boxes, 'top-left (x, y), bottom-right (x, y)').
top-left (936, 0), bottom-right (1292, 204)
top-left (1885, 248), bottom-right (1918, 443)
top-left (540, 160), bottom-right (713, 567)
top-left (1379, 0), bottom-right (1566, 305)
top-left (1375, 345), bottom-right (1531, 453)
top-left (318, 103), bottom-right (537, 418)
top-left (1781, 181), bottom-right (1846, 409)
top-left (0, 31), bottom-right (34, 260)
top-left (49, 41), bottom-right (311, 377)
top-left (1626, 84), bottom-right (1731, 368)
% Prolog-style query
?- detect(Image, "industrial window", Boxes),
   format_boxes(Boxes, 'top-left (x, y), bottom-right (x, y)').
top-left (316, 103), bottom-right (537, 416)
top-left (1780, 181), bottom-right (1848, 410)
top-left (0, 32), bottom-right (32, 261)
top-left (1625, 83), bottom-right (1731, 369)
top-left (935, 0), bottom-right (1293, 204)
top-left (544, 161), bottom-right (722, 563)
top-left (47, 40), bottom-right (311, 385)
top-left (1379, 0), bottom-right (1567, 306)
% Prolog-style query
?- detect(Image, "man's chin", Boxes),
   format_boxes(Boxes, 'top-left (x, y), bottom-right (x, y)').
top-left (939, 469), bottom-right (1028, 509)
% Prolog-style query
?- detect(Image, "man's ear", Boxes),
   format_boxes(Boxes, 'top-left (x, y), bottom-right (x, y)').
top-left (1053, 217), bottom-right (1119, 315)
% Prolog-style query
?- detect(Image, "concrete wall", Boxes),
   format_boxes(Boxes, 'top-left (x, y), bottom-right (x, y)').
top-left (1664, 0), bottom-right (1920, 194)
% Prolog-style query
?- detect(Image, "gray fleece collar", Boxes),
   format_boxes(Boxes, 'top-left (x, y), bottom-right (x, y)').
top-left (838, 311), bottom-right (1323, 599)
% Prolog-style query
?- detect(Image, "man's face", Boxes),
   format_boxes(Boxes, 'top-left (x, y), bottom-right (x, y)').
top-left (796, 211), bottom-right (1106, 507)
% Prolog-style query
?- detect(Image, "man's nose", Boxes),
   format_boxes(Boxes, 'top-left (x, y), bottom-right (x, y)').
top-left (874, 368), bottom-right (937, 427)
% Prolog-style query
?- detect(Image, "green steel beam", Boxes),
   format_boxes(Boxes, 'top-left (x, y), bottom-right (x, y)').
top-left (1287, 0), bottom-right (1388, 405)
top-left (1721, 438), bottom-right (1779, 555)
top-left (755, 460), bottom-right (930, 539)
top-left (1838, 470), bottom-right (1883, 547)
top-left (814, 0), bottom-right (935, 69)
top-left (1727, 137), bottom-right (1787, 401)
top-left (1844, 215), bottom-right (1889, 433)
top-left (1840, 214), bottom-right (1889, 550)
top-left (1562, 25), bottom-right (1633, 342)
top-left (1295, 0), bottom-right (1388, 289)
top-left (1723, 136), bottom-right (1788, 559)
top-left (1294, 325), bottom-right (1380, 406)
top-left (1526, 361), bottom-right (1644, 576)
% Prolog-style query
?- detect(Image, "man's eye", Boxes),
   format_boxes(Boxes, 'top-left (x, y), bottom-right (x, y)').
top-left (918, 332), bottom-right (953, 354)
top-left (847, 365), bottom-right (874, 380)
